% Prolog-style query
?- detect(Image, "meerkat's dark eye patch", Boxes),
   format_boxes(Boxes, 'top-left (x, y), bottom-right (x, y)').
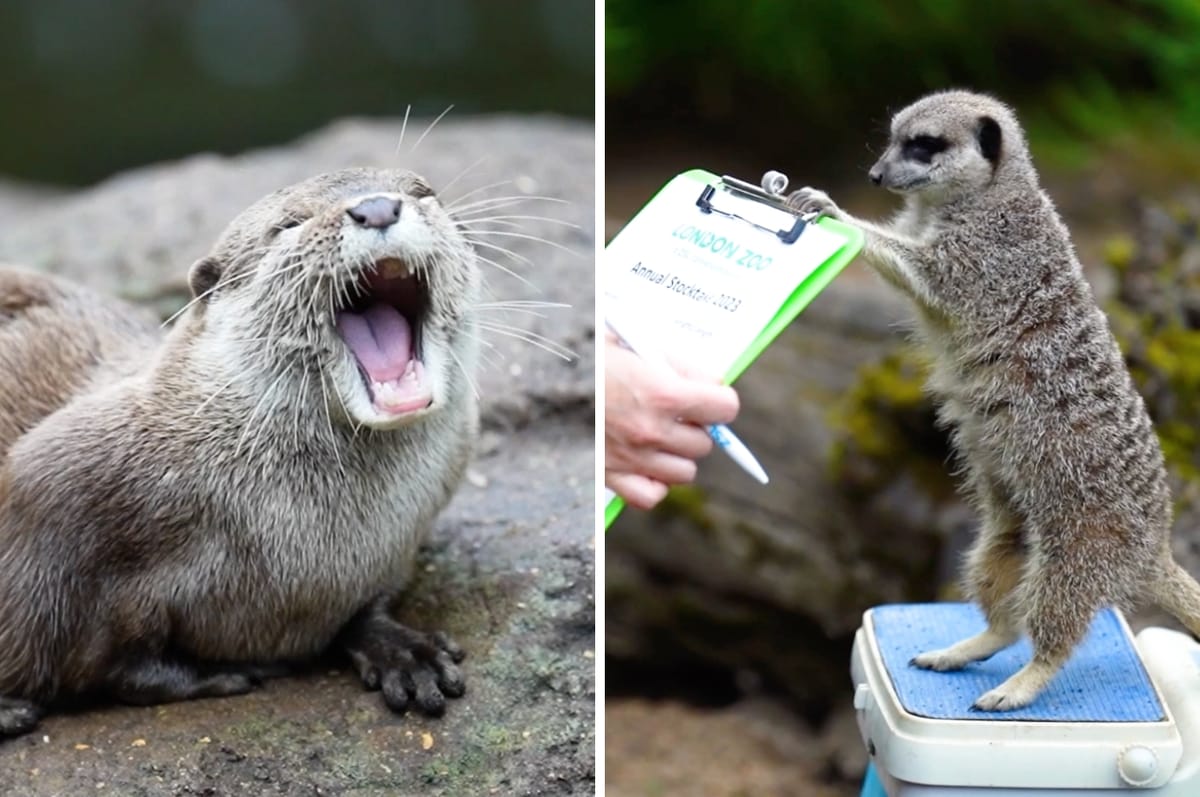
top-left (902, 134), bottom-right (948, 164)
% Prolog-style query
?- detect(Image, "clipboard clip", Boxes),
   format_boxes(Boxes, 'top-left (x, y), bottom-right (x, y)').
top-left (695, 170), bottom-right (819, 245)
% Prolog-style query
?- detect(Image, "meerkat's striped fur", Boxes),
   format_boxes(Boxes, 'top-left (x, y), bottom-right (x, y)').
top-left (789, 90), bottom-right (1200, 710)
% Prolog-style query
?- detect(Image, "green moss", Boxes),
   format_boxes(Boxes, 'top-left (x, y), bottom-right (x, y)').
top-left (1104, 209), bottom-right (1200, 504)
top-left (1104, 235), bottom-right (1136, 272)
top-left (657, 484), bottom-right (715, 532)
top-left (827, 347), bottom-right (955, 500)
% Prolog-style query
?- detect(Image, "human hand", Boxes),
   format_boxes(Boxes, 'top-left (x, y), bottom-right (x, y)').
top-left (604, 331), bottom-right (740, 510)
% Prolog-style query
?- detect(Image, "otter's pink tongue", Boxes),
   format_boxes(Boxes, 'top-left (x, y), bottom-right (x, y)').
top-left (335, 304), bottom-right (413, 382)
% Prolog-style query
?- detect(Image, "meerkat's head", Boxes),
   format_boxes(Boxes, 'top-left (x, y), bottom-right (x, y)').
top-left (182, 167), bottom-right (480, 430)
top-left (868, 90), bottom-right (1032, 203)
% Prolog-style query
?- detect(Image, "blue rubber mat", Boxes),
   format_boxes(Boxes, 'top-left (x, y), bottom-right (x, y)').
top-left (870, 603), bottom-right (1164, 722)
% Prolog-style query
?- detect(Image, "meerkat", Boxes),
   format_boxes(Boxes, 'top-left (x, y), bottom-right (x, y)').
top-left (787, 89), bottom-right (1200, 711)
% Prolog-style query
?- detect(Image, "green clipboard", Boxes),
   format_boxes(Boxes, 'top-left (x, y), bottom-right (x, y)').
top-left (604, 169), bottom-right (864, 530)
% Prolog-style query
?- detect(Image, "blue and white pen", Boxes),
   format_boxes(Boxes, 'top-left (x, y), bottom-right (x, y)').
top-left (605, 310), bottom-right (770, 485)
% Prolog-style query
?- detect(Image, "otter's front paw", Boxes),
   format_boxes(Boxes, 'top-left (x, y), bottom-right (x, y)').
top-left (343, 614), bottom-right (465, 716)
top-left (0, 697), bottom-right (42, 738)
top-left (785, 187), bottom-right (841, 219)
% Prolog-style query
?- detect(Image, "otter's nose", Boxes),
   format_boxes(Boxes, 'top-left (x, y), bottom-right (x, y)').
top-left (347, 196), bottom-right (403, 229)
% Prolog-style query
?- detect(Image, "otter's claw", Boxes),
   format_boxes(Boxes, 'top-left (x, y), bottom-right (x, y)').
top-left (342, 610), bottom-right (465, 716)
top-left (785, 187), bottom-right (840, 219)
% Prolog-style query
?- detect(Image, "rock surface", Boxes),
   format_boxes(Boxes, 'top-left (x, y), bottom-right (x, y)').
top-left (0, 116), bottom-right (595, 796)
top-left (606, 697), bottom-right (847, 797)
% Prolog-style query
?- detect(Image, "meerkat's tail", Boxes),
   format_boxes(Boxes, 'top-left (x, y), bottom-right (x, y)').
top-left (1149, 560), bottom-right (1200, 637)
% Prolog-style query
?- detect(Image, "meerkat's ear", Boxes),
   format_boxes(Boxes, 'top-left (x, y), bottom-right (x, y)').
top-left (977, 116), bottom-right (1002, 165)
top-left (188, 256), bottom-right (224, 300)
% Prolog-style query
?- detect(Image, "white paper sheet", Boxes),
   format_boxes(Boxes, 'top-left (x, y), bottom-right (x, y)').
top-left (605, 173), bottom-right (844, 374)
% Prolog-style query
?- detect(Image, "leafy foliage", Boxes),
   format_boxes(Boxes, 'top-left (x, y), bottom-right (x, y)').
top-left (607, 0), bottom-right (1200, 155)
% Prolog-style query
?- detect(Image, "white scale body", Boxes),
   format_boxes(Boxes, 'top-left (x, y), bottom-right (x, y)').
top-left (852, 603), bottom-right (1200, 795)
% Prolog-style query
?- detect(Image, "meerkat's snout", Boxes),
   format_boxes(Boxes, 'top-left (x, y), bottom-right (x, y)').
top-left (868, 163), bottom-right (884, 186)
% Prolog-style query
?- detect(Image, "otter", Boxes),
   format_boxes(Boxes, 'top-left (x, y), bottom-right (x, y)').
top-left (0, 167), bottom-right (480, 737)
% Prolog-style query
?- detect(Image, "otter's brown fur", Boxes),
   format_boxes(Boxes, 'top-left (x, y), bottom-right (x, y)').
top-left (0, 168), bottom-right (480, 736)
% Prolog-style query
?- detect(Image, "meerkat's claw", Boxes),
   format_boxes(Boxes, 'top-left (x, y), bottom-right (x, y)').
top-left (784, 187), bottom-right (840, 218)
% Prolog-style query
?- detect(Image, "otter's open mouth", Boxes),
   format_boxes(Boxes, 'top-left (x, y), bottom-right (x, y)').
top-left (334, 257), bottom-right (433, 416)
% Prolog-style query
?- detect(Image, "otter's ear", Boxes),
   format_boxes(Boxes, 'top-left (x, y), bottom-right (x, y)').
top-left (188, 256), bottom-right (223, 300)
top-left (977, 116), bottom-right (1002, 165)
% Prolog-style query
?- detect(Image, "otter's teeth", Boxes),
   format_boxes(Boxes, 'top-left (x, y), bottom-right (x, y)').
top-left (369, 361), bottom-right (429, 413)
top-left (378, 258), bottom-right (409, 279)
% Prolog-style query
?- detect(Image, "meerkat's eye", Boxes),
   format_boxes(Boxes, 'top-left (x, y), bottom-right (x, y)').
top-left (903, 134), bottom-right (949, 164)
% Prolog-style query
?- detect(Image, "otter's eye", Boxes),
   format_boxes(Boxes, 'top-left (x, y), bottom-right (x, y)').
top-left (410, 180), bottom-right (435, 200)
top-left (270, 214), bottom-right (308, 236)
top-left (903, 134), bottom-right (948, 164)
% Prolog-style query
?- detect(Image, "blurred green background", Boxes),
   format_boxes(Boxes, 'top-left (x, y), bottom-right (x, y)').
top-left (0, 0), bottom-right (593, 186)
top-left (606, 4), bottom-right (1200, 796)
top-left (607, 0), bottom-right (1200, 192)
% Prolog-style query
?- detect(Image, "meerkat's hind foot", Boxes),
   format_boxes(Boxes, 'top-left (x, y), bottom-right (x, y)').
top-left (911, 627), bottom-right (1018, 672)
top-left (342, 608), bottom-right (466, 717)
top-left (0, 696), bottom-right (43, 737)
top-left (971, 656), bottom-right (1062, 712)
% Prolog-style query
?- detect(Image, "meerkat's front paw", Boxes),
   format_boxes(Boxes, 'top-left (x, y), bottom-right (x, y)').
top-left (785, 187), bottom-right (841, 219)
top-left (910, 647), bottom-right (971, 672)
top-left (342, 612), bottom-right (466, 716)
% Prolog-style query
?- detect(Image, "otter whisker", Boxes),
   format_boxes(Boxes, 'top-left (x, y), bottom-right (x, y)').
top-left (438, 155), bottom-right (489, 197)
top-left (461, 229), bottom-right (579, 258)
top-left (293, 367), bottom-right (311, 452)
top-left (317, 367), bottom-right (347, 479)
top-left (263, 261), bottom-right (302, 335)
top-left (160, 267), bottom-right (258, 328)
top-left (472, 301), bottom-right (571, 320)
top-left (193, 374), bottom-right (242, 417)
top-left (464, 239), bottom-right (535, 268)
top-left (264, 263), bottom-right (310, 349)
top-left (326, 372), bottom-right (365, 440)
top-left (393, 104), bottom-right (412, 157)
top-left (457, 331), bottom-right (507, 371)
top-left (455, 214), bottom-right (581, 230)
top-left (448, 194), bottom-right (569, 215)
top-left (408, 104), bottom-right (454, 156)
top-left (445, 343), bottom-right (480, 404)
top-left (475, 300), bottom-right (571, 309)
top-left (234, 361), bottom-right (296, 459)
top-left (471, 252), bottom-right (540, 293)
top-left (441, 179), bottom-right (518, 208)
top-left (474, 320), bottom-right (575, 361)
